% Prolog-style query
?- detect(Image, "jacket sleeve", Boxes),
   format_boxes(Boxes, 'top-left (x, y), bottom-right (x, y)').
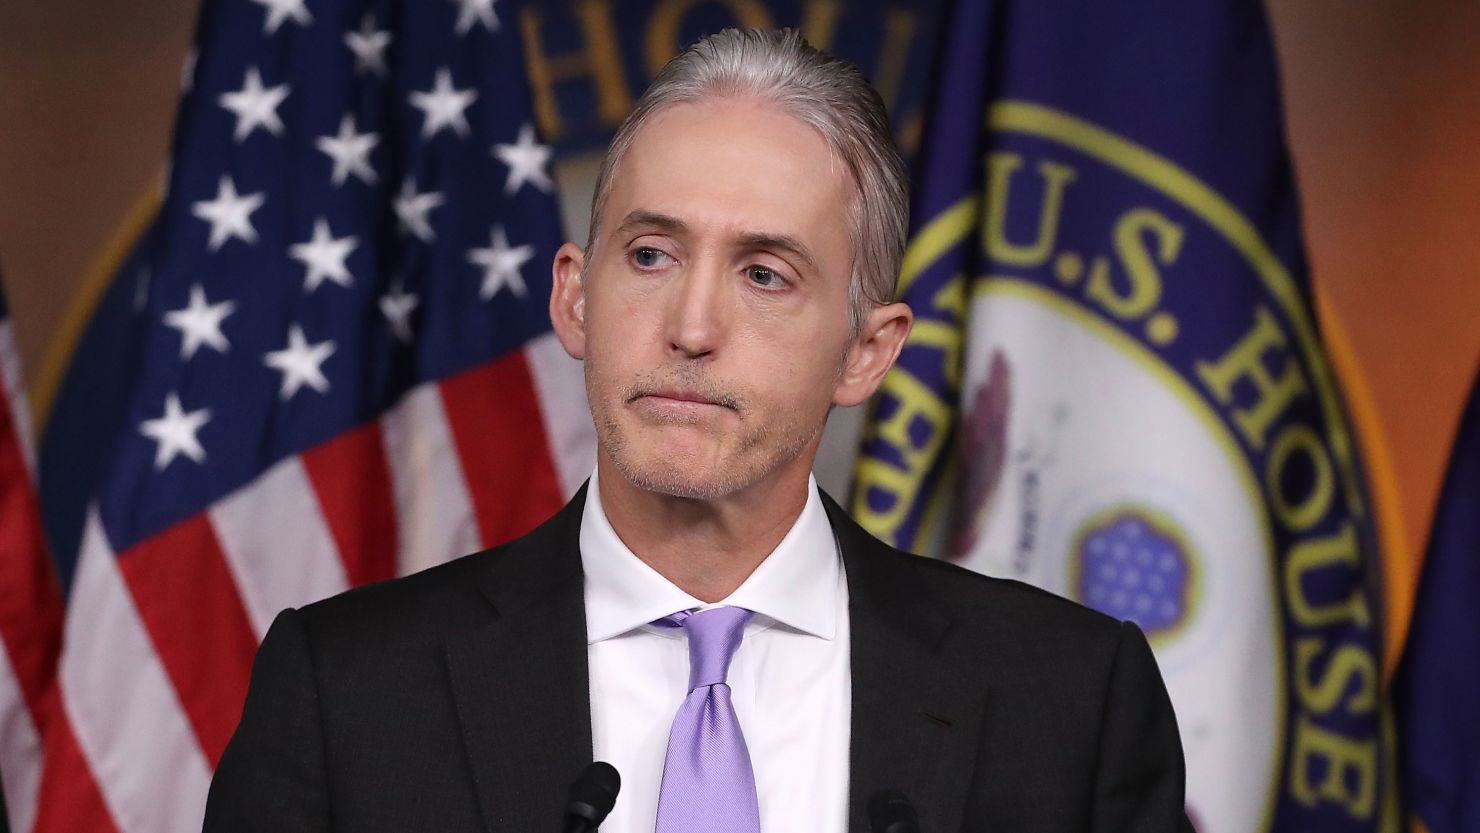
top-left (203, 608), bottom-right (330, 833)
top-left (1089, 621), bottom-right (1197, 833)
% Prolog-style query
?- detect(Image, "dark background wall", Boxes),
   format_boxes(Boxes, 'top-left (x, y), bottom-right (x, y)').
top-left (1, 0), bottom-right (1477, 647)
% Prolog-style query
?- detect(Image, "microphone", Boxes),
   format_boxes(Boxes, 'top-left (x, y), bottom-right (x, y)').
top-left (562, 761), bottom-right (621, 833)
top-left (867, 789), bottom-right (921, 833)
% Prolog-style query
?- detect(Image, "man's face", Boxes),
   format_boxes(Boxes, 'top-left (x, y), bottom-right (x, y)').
top-left (562, 97), bottom-right (860, 500)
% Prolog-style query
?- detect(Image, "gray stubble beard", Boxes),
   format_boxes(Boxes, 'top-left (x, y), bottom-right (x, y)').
top-left (584, 356), bottom-right (832, 502)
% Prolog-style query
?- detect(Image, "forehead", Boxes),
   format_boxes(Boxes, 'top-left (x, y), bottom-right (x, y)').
top-left (602, 98), bottom-right (853, 255)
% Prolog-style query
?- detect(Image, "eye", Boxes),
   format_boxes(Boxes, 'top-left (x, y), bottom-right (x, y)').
top-left (631, 246), bottom-right (672, 269)
top-left (745, 265), bottom-right (786, 288)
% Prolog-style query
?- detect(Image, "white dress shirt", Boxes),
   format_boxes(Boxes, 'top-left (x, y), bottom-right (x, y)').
top-left (581, 471), bottom-right (851, 833)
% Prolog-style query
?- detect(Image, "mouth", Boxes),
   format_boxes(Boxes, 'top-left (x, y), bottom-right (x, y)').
top-left (629, 387), bottom-right (739, 415)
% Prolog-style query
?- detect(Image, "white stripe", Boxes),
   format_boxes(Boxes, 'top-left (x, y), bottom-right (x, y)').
top-left (208, 456), bottom-right (351, 638)
top-left (523, 331), bottom-right (595, 497)
top-left (0, 322), bottom-right (35, 477)
top-left (381, 384), bottom-right (481, 576)
top-left (0, 644), bottom-right (41, 833)
top-left (61, 507), bottom-right (211, 833)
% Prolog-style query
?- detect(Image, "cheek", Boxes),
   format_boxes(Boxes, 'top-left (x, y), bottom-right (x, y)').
top-left (579, 321), bottom-right (631, 401)
top-left (739, 329), bottom-right (848, 404)
top-left (583, 288), bottom-right (644, 354)
top-left (587, 279), bottom-right (663, 347)
top-left (745, 299), bottom-right (849, 358)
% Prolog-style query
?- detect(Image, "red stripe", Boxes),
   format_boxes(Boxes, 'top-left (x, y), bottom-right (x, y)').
top-left (439, 352), bottom-right (566, 548)
top-left (302, 421), bottom-right (398, 588)
top-left (117, 515), bottom-right (257, 767)
top-left (30, 688), bottom-right (121, 833)
top-left (0, 404), bottom-right (64, 727)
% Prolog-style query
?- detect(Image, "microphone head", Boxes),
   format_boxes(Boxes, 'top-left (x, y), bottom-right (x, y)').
top-left (566, 761), bottom-right (622, 827)
top-left (867, 789), bottom-right (920, 833)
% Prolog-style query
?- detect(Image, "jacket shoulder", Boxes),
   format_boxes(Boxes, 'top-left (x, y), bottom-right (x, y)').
top-left (822, 486), bottom-right (1124, 652)
top-left (292, 487), bottom-right (587, 652)
top-left (295, 547), bottom-right (499, 644)
top-left (826, 491), bottom-right (1130, 682)
top-left (909, 552), bottom-right (1124, 643)
top-left (880, 548), bottom-right (1145, 739)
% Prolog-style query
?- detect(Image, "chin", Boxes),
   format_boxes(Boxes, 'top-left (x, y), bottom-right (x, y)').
top-left (594, 397), bottom-right (824, 501)
top-left (608, 447), bottom-right (746, 501)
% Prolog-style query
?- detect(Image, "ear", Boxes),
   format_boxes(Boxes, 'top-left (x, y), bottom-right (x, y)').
top-left (549, 242), bottom-right (588, 360)
top-left (833, 302), bottom-right (913, 407)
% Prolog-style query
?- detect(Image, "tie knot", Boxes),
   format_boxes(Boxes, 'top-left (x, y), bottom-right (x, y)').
top-left (664, 606), bottom-right (753, 691)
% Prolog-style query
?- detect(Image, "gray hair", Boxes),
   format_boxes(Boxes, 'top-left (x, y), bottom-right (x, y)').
top-left (586, 28), bottom-right (909, 333)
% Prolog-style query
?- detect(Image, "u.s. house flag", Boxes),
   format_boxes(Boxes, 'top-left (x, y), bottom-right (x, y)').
top-left (854, 1), bottom-right (1390, 831)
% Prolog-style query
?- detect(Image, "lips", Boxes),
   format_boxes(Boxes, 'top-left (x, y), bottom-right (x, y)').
top-left (646, 389), bottom-right (723, 407)
top-left (628, 386), bottom-right (739, 416)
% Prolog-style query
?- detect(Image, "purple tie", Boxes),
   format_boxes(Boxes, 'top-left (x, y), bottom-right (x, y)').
top-left (654, 606), bottom-right (761, 833)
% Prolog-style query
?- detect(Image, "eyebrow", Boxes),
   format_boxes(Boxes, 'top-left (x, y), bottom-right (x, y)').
top-left (734, 230), bottom-right (818, 274)
top-left (615, 210), bottom-right (687, 238)
top-left (615, 210), bottom-right (820, 274)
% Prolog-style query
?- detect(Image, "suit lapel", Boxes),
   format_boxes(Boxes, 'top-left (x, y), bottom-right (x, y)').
top-left (445, 488), bottom-right (593, 833)
top-left (441, 486), bottom-right (988, 831)
top-left (825, 494), bottom-right (988, 833)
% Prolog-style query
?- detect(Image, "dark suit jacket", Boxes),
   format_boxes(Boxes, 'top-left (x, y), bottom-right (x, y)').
top-left (204, 486), bottom-right (1193, 832)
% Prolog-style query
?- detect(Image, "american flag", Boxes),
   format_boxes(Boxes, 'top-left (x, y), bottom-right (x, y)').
top-left (2, 0), bottom-right (594, 829)
top-left (0, 278), bottom-right (67, 833)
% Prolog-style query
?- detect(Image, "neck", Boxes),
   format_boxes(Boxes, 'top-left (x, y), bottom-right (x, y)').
top-left (595, 457), bottom-right (813, 603)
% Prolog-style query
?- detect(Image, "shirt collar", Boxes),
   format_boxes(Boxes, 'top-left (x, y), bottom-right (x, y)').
top-left (580, 468), bottom-right (840, 644)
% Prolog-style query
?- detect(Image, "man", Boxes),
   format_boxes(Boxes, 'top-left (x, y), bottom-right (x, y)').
top-left (205, 29), bottom-right (1193, 833)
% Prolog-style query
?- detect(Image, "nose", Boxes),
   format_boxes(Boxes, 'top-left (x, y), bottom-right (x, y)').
top-left (663, 260), bottom-right (728, 359)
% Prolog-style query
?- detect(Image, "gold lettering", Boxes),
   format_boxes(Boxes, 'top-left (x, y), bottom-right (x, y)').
top-left (1195, 307), bottom-right (1308, 451)
top-left (930, 272), bottom-right (966, 321)
top-left (1289, 715), bottom-right (1377, 819)
top-left (1085, 208), bottom-right (1183, 321)
top-left (1284, 522), bottom-right (1372, 628)
top-left (908, 321), bottom-right (961, 391)
top-left (920, 274), bottom-right (966, 389)
top-left (520, 2), bottom-right (631, 141)
top-left (1294, 637), bottom-right (1377, 715)
top-left (853, 457), bottom-right (918, 539)
top-left (1266, 424), bottom-right (1335, 531)
top-left (647, 0), bottom-right (776, 77)
top-left (983, 154), bottom-right (1076, 268)
top-left (853, 369), bottom-right (953, 538)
